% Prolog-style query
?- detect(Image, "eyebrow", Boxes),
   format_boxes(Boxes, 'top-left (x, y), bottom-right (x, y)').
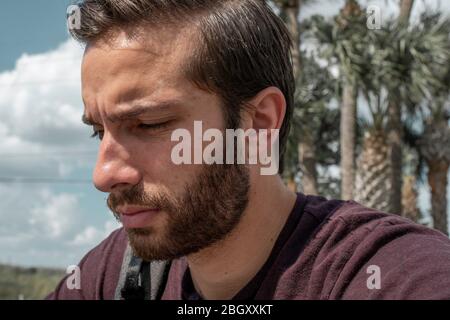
top-left (82, 101), bottom-right (181, 126)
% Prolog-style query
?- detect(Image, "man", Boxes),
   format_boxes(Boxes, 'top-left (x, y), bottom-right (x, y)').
top-left (47, 0), bottom-right (450, 300)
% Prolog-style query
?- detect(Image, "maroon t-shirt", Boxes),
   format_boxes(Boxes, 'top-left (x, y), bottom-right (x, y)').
top-left (46, 193), bottom-right (450, 300)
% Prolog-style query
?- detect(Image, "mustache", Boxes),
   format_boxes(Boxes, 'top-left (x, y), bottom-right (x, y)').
top-left (107, 183), bottom-right (174, 215)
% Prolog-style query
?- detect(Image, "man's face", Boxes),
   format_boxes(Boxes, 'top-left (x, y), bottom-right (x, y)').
top-left (81, 26), bottom-right (250, 261)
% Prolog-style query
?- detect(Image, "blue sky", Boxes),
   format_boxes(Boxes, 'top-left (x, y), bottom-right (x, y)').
top-left (0, 0), bottom-right (120, 268)
top-left (0, 0), bottom-right (449, 268)
top-left (0, 0), bottom-right (72, 71)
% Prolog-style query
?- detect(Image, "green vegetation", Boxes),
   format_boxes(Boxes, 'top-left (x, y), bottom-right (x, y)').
top-left (0, 264), bottom-right (65, 300)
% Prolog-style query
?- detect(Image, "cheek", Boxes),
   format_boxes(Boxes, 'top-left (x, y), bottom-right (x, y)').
top-left (138, 137), bottom-right (200, 187)
top-left (139, 138), bottom-right (175, 171)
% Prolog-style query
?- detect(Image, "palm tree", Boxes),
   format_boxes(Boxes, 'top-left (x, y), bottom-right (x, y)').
top-left (308, 0), bottom-right (367, 200)
top-left (419, 14), bottom-right (450, 236)
top-left (400, 124), bottom-right (423, 223)
top-left (274, 0), bottom-right (303, 76)
top-left (355, 129), bottom-right (392, 212)
top-left (354, 65), bottom-right (392, 211)
top-left (386, 0), bottom-right (415, 215)
top-left (355, 12), bottom-right (450, 216)
top-left (416, 13), bottom-right (450, 234)
top-left (285, 55), bottom-right (339, 197)
top-left (419, 116), bottom-right (450, 235)
top-left (399, 0), bottom-right (415, 25)
top-left (274, 0), bottom-right (321, 195)
top-left (402, 175), bottom-right (421, 222)
top-left (338, 0), bottom-right (364, 201)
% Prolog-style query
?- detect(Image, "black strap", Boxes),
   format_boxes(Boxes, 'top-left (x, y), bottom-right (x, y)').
top-left (120, 255), bottom-right (171, 300)
top-left (120, 255), bottom-right (146, 300)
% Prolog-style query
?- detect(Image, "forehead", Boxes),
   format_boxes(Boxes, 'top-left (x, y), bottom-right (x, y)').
top-left (81, 24), bottom-right (199, 110)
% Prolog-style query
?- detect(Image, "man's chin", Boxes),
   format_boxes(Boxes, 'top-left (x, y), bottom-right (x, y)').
top-left (126, 227), bottom-right (176, 261)
top-left (126, 226), bottom-right (154, 236)
top-left (126, 229), bottom-right (208, 261)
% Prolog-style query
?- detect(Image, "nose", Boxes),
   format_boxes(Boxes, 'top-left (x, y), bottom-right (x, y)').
top-left (93, 131), bottom-right (142, 193)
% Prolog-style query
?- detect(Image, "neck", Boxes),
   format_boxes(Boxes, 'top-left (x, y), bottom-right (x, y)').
top-left (186, 175), bottom-right (297, 300)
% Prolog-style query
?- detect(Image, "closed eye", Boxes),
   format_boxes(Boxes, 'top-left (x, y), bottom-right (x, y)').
top-left (90, 121), bottom-right (172, 141)
top-left (137, 121), bottom-right (172, 131)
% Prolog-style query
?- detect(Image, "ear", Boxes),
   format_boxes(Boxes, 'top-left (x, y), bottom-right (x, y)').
top-left (243, 86), bottom-right (287, 131)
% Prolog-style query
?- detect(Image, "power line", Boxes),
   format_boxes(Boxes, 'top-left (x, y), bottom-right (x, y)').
top-left (0, 151), bottom-right (97, 158)
top-left (0, 79), bottom-right (80, 87)
top-left (0, 57), bottom-right (82, 64)
top-left (0, 177), bottom-right (92, 184)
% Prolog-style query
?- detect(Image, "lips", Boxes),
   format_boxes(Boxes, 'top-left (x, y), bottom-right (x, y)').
top-left (120, 206), bottom-right (158, 216)
top-left (117, 205), bottom-right (161, 229)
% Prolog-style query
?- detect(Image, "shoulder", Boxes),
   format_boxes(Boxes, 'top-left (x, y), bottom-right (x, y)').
top-left (312, 201), bottom-right (450, 299)
top-left (46, 227), bottom-right (128, 300)
top-left (277, 199), bottom-right (450, 299)
top-left (302, 194), bottom-right (346, 224)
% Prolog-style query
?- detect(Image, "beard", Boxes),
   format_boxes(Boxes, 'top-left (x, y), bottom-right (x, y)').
top-left (107, 162), bottom-right (250, 261)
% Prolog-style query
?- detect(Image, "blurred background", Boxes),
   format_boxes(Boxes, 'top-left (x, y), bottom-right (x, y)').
top-left (0, 0), bottom-right (449, 299)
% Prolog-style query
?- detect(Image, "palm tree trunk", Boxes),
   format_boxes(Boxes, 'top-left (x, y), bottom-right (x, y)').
top-left (276, 0), bottom-right (302, 76)
top-left (337, 0), bottom-right (361, 201)
top-left (283, 0), bottom-right (302, 76)
top-left (284, 1), bottom-right (314, 193)
top-left (420, 118), bottom-right (450, 236)
top-left (386, 0), bottom-right (414, 214)
top-left (299, 133), bottom-right (318, 194)
top-left (340, 81), bottom-right (357, 200)
top-left (355, 130), bottom-right (392, 212)
top-left (402, 175), bottom-right (420, 222)
top-left (399, 0), bottom-right (414, 25)
top-left (278, 0), bottom-right (319, 194)
top-left (387, 97), bottom-right (403, 214)
top-left (427, 160), bottom-right (449, 235)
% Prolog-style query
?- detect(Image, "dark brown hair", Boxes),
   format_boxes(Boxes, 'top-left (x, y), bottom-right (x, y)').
top-left (70, 0), bottom-right (294, 173)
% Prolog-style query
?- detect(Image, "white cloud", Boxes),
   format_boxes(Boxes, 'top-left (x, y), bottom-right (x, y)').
top-left (0, 40), bottom-right (84, 142)
top-left (0, 182), bottom-right (116, 268)
top-left (0, 40), bottom-right (115, 268)
top-left (0, 39), bottom-right (96, 179)
top-left (69, 220), bottom-right (120, 247)
top-left (0, 186), bottom-right (82, 242)
top-left (29, 191), bottom-right (80, 239)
